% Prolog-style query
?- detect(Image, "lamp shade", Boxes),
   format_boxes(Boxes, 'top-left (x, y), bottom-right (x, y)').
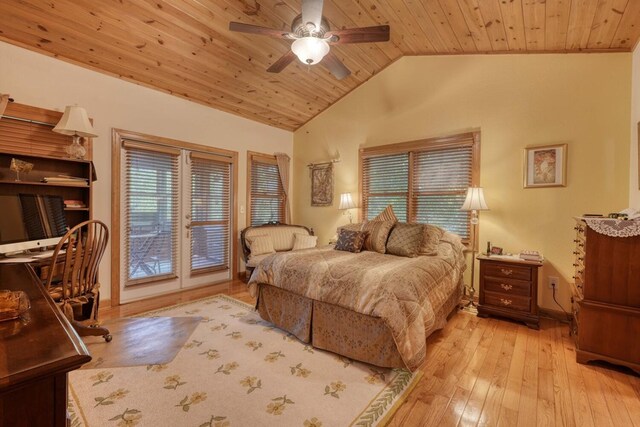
top-left (53, 106), bottom-right (98, 138)
top-left (292, 37), bottom-right (330, 65)
top-left (338, 192), bottom-right (356, 210)
top-left (460, 187), bottom-right (489, 211)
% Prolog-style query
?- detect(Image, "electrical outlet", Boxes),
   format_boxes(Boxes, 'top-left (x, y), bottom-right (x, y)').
top-left (548, 276), bottom-right (559, 289)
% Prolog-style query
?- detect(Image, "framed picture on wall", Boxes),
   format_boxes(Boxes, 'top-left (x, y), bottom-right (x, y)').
top-left (523, 143), bottom-right (567, 188)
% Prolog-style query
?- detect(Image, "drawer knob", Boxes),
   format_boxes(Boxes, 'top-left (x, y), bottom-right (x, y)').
top-left (500, 298), bottom-right (512, 306)
top-left (500, 283), bottom-right (513, 291)
top-left (500, 268), bottom-right (514, 276)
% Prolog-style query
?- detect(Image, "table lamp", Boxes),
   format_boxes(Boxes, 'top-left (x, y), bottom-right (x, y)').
top-left (460, 187), bottom-right (489, 307)
top-left (53, 106), bottom-right (98, 159)
top-left (339, 192), bottom-right (356, 223)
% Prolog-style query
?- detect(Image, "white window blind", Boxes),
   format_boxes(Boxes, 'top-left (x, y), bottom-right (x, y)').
top-left (250, 156), bottom-right (285, 226)
top-left (124, 141), bottom-right (179, 285)
top-left (362, 153), bottom-right (409, 221)
top-left (412, 146), bottom-right (473, 240)
top-left (190, 153), bottom-right (232, 273)
top-left (361, 133), bottom-right (478, 244)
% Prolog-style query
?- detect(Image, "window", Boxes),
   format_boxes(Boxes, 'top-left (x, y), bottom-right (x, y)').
top-left (123, 141), bottom-right (179, 284)
top-left (248, 152), bottom-right (285, 226)
top-left (360, 132), bottom-right (479, 245)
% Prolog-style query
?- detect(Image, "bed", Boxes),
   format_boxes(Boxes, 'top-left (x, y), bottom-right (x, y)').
top-left (248, 231), bottom-right (466, 371)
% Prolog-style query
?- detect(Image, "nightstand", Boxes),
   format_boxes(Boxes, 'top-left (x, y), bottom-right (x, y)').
top-left (476, 255), bottom-right (542, 329)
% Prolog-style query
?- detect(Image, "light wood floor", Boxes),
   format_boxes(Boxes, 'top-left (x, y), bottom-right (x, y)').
top-left (99, 282), bottom-right (640, 427)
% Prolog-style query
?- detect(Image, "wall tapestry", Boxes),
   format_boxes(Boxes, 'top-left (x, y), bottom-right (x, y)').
top-left (311, 162), bottom-right (333, 206)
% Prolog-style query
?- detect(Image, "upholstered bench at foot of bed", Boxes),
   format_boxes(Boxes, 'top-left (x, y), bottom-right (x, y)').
top-left (256, 283), bottom-right (406, 369)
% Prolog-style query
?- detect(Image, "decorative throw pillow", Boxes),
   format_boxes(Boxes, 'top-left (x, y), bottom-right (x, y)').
top-left (248, 235), bottom-right (276, 257)
top-left (372, 205), bottom-right (398, 223)
top-left (361, 220), bottom-right (395, 254)
top-left (386, 223), bottom-right (425, 257)
top-left (292, 234), bottom-right (318, 251)
top-left (337, 222), bottom-right (364, 234)
top-left (334, 229), bottom-right (366, 253)
top-left (419, 225), bottom-right (445, 256)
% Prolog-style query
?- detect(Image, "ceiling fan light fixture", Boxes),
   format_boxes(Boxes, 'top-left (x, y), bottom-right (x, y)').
top-left (292, 37), bottom-right (329, 65)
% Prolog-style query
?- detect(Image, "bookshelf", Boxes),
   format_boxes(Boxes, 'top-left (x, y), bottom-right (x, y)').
top-left (0, 102), bottom-right (93, 228)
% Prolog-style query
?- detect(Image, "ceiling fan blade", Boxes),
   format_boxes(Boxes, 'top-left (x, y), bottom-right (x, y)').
top-left (229, 22), bottom-right (293, 39)
top-left (327, 25), bottom-right (390, 44)
top-left (302, 0), bottom-right (324, 32)
top-left (322, 52), bottom-right (351, 80)
top-left (267, 50), bottom-right (297, 73)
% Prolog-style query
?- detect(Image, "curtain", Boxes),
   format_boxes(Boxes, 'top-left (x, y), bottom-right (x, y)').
top-left (0, 94), bottom-right (10, 119)
top-left (274, 152), bottom-right (291, 223)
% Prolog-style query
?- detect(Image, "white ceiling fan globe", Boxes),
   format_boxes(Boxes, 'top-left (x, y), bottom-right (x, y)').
top-left (292, 37), bottom-right (330, 65)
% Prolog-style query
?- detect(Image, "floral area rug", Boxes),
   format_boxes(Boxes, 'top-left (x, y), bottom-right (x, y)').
top-left (68, 295), bottom-right (422, 427)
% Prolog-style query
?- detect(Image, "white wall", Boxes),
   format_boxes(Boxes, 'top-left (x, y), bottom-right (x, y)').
top-left (631, 43), bottom-right (640, 207)
top-left (0, 42), bottom-right (292, 301)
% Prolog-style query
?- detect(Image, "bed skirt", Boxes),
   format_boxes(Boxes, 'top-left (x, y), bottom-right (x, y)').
top-left (256, 283), bottom-right (462, 369)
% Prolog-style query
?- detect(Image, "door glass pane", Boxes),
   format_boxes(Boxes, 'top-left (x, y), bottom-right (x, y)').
top-left (191, 156), bottom-right (230, 272)
top-left (125, 147), bottom-right (178, 282)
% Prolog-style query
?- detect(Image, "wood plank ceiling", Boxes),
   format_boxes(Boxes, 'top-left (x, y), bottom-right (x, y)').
top-left (0, 1), bottom-right (639, 131)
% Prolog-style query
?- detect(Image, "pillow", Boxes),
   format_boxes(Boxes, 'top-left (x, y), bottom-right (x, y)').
top-left (248, 235), bottom-right (275, 257)
top-left (419, 225), bottom-right (445, 256)
top-left (292, 234), bottom-right (318, 251)
top-left (386, 223), bottom-right (425, 257)
top-left (334, 229), bottom-right (366, 253)
top-left (337, 222), bottom-right (364, 234)
top-left (372, 205), bottom-right (398, 223)
top-left (361, 220), bottom-right (395, 253)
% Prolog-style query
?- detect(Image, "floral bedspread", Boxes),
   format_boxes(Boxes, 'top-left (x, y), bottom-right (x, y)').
top-left (249, 232), bottom-right (467, 371)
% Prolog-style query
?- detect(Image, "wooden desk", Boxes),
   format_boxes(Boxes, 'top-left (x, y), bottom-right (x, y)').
top-left (0, 263), bottom-right (91, 427)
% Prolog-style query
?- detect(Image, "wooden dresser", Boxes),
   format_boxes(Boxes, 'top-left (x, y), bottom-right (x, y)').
top-left (0, 263), bottom-right (91, 426)
top-left (570, 218), bottom-right (640, 374)
top-left (477, 255), bottom-right (542, 329)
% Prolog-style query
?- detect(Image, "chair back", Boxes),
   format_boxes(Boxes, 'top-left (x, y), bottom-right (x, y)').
top-left (45, 220), bottom-right (109, 304)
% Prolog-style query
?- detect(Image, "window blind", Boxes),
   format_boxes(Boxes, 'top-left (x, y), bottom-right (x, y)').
top-left (360, 132), bottom-right (478, 245)
top-left (0, 106), bottom-right (82, 158)
top-left (124, 141), bottom-right (179, 285)
top-left (250, 156), bottom-right (285, 226)
top-left (362, 153), bottom-right (409, 221)
top-left (411, 146), bottom-right (473, 239)
top-left (190, 153), bottom-right (231, 272)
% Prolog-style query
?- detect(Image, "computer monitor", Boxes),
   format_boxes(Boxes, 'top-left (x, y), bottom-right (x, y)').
top-left (0, 194), bottom-right (69, 255)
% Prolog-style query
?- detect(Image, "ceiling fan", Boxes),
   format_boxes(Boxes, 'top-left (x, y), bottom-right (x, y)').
top-left (228, 0), bottom-right (390, 80)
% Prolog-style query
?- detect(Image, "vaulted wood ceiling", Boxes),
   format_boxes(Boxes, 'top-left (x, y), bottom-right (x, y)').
top-left (0, 1), bottom-right (639, 131)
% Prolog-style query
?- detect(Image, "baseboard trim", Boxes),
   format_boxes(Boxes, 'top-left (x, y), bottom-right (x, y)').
top-left (539, 307), bottom-right (572, 323)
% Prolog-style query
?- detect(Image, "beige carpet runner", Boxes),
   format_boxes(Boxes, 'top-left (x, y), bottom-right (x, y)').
top-left (69, 295), bottom-right (421, 426)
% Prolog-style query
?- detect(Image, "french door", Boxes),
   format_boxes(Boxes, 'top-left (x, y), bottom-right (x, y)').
top-left (118, 136), bottom-right (235, 303)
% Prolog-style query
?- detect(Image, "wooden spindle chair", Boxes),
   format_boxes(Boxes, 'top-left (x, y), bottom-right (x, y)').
top-left (44, 220), bottom-right (111, 342)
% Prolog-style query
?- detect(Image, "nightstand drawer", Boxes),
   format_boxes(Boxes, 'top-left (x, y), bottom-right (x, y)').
top-left (485, 263), bottom-right (531, 281)
top-left (483, 277), bottom-right (531, 297)
top-left (484, 291), bottom-right (531, 312)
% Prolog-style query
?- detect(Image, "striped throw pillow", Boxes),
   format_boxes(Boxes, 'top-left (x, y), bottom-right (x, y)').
top-left (361, 220), bottom-right (395, 254)
top-left (373, 205), bottom-right (398, 223)
top-left (292, 234), bottom-right (318, 251)
top-left (248, 235), bottom-right (276, 257)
